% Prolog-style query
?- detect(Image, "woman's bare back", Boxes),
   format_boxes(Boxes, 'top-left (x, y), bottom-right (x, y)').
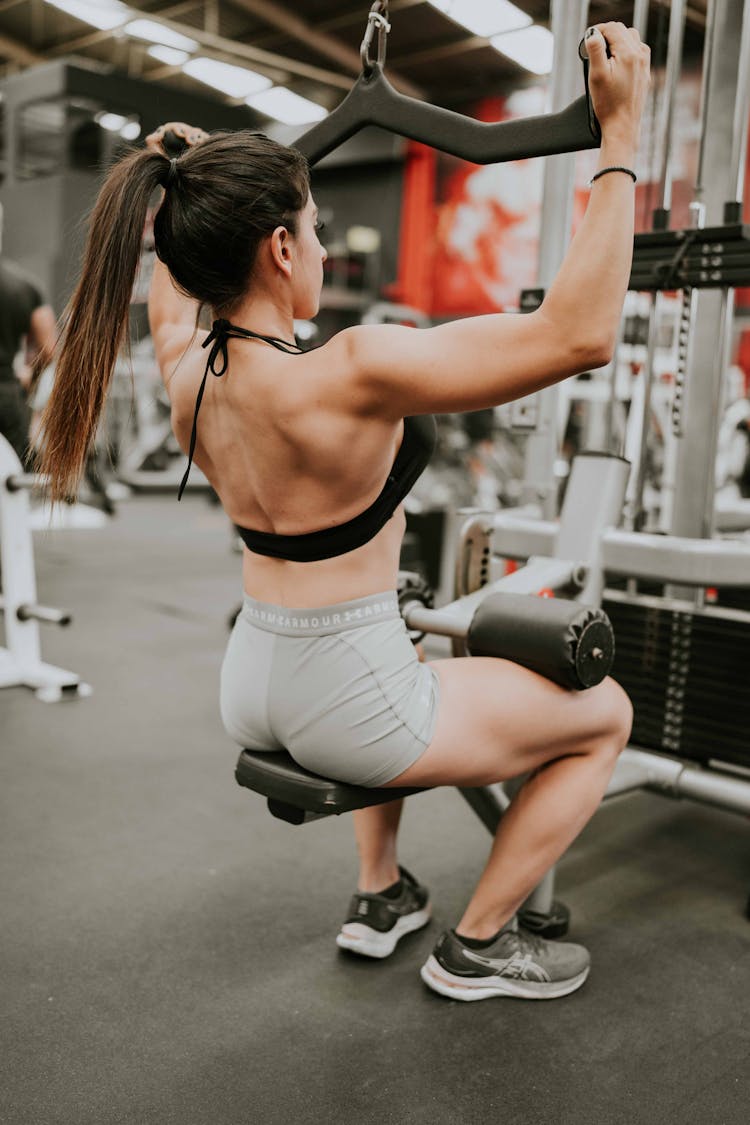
top-left (167, 333), bottom-right (408, 606)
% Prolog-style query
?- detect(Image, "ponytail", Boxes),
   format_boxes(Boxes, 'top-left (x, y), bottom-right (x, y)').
top-left (37, 148), bottom-right (168, 501)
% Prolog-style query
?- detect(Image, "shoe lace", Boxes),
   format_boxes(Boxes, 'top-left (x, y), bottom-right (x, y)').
top-left (511, 926), bottom-right (546, 957)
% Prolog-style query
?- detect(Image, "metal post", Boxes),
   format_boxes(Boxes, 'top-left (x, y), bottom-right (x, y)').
top-left (654, 0), bottom-right (687, 219)
top-left (669, 0), bottom-right (750, 543)
top-left (520, 0), bottom-right (589, 517)
top-left (693, 0), bottom-right (717, 212)
top-left (633, 0), bottom-right (650, 39)
top-left (657, 0), bottom-right (716, 532)
top-left (627, 0), bottom-right (688, 531)
top-left (727, 0), bottom-right (750, 217)
top-left (604, 2), bottom-right (652, 454)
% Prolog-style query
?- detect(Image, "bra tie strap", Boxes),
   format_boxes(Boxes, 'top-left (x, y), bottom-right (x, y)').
top-left (202, 316), bottom-right (233, 376)
top-left (177, 319), bottom-right (234, 501)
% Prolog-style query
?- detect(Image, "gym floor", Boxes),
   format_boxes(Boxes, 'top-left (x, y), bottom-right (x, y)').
top-left (2, 495), bottom-right (749, 1125)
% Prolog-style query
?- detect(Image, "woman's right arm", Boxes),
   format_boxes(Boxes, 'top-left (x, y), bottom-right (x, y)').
top-left (343, 22), bottom-right (650, 419)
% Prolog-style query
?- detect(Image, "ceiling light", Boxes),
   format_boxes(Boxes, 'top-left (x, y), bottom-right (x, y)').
top-left (147, 46), bottom-right (190, 67)
top-left (125, 19), bottom-right (198, 52)
top-left (44, 0), bottom-right (131, 31)
top-left (246, 87), bottom-right (327, 126)
top-left (428, 0), bottom-right (531, 38)
top-left (491, 25), bottom-right (554, 74)
top-left (97, 112), bottom-right (128, 131)
top-left (120, 121), bottom-right (141, 141)
top-left (183, 57), bottom-right (271, 99)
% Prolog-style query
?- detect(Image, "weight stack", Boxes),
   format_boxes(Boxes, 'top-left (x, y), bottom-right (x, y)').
top-left (603, 596), bottom-right (750, 771)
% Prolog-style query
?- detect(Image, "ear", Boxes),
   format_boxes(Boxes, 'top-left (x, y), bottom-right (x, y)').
top-left (269, 225), bottom-right (293, 278)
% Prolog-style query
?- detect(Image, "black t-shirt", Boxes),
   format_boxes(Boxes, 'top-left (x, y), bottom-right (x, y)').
top-left (0, 259), bottom-right (45, 382)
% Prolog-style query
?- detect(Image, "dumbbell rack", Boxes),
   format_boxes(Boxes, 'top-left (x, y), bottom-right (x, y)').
top-left (0, 435), bottom-right (90, 702)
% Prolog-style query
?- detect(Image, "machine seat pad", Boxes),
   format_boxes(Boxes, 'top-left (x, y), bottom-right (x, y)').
top-left (235, 749), bottom-right (424, 818)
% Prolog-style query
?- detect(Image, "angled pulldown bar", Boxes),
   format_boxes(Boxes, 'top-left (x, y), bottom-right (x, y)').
top-left (295, 66), bottom-right (599, 167)
top-left (293, 2), bottom-right (600, 168)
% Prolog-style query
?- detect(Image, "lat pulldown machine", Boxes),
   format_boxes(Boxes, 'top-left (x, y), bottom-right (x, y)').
top-left (235, 0), bottom-right (623, 938)
top-left (236, 1), bottom-right (750, 927)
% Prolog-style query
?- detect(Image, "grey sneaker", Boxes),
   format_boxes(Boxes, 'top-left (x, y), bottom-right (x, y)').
top-left (336, 866), bottom-right (431, 959)
top-left (421, 917), bottom-right (590, 1001)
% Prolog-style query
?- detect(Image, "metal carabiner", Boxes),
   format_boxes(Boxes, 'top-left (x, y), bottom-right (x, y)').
top-left (360, 1), bottom-right (391, 75)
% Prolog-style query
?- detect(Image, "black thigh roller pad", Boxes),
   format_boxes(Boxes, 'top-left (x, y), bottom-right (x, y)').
top-left (467, 593), bottom-right (615, 691)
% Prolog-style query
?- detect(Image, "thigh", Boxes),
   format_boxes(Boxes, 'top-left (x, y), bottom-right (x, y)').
top-left (384, 656), bottom-right (631, 788)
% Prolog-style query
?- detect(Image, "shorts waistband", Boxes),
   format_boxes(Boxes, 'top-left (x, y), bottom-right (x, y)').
top-left (240, 591), bottom-right (400, 636)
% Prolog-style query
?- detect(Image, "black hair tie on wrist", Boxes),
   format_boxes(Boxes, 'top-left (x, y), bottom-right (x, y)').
top-left (589, 165), bottom-right (637, 186)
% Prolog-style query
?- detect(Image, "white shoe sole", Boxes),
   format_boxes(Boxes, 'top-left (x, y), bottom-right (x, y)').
top-left (420, 955), bottom-right (590, 1001)
top-left (336, 904), bottom-right (432, 959)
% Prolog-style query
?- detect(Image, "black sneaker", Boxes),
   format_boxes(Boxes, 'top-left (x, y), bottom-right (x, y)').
top-left (421, 917), bottom-right (590, 1000)
top-left (336, 866), bottom-right (431, 959)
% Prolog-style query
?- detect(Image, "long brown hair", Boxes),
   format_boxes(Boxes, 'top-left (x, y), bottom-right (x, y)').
top-left (37, 132), bottom-right (309, 501)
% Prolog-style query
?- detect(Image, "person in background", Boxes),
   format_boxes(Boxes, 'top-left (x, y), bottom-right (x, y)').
top-left (0, 205), bottom-right (57, 467)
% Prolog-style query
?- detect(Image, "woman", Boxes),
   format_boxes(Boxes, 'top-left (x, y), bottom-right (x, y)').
top-left (39, 24), bottom-right (650, 1001)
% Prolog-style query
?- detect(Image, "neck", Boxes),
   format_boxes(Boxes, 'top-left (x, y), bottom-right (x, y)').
top-left (221, 292), bottom-right (296, 345)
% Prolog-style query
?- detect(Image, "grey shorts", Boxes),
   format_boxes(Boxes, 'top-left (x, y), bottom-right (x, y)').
top-left (220, 591), bottom-right (440, 787)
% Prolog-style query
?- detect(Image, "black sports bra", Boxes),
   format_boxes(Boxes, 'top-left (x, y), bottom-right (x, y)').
top-left (178, 318), bottom-right (437, 563)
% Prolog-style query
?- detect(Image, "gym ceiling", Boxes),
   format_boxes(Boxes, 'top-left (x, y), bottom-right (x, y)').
top-left (0, 1), bottom-right (708, 111)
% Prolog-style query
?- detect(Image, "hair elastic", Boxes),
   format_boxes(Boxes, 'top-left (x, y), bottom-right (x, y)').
top-left (165, 157), bottom-right (179, 187)
top-left (589, 165), bottom-right (637, 187)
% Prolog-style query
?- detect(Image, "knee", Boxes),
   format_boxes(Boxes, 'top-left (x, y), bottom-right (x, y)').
top-left (598, 677), bottom-right (633, 755)
top-left (583, 678), bottom-right (632, 766)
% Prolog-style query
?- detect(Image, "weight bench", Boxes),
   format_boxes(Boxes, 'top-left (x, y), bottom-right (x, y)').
top-left (235, 748), bottom-right (425, 825)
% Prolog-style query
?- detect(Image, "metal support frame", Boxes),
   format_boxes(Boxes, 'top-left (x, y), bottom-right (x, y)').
top-left (404, 555), bottom-right (584, 640)
top-left (0, 435), bottom-right (89, 701)
top-left (457, 509), bottom-right (750, 590)
top-left (633, 0), bottom-right (650, 39)
top-left (601, 528), bottom-right (750, 587)
top-left (607, 749), bottom-right (750, 818)
top-left (627, 0), bottom-right (688, 531)
top-left (487, 512), bottom-right (558, 561)
top-left (232, 2), bottom-right (750, 925)
top-left (727, 0), bottom-right (750, 217)
top-left (669, 0), bottom-right (750, 543)
top-left (439, 452), bottom-right (628, 923)
top-left (520, 0), bottom-right (590, 518)
top-left (422, 452), bottom-right (750, 918)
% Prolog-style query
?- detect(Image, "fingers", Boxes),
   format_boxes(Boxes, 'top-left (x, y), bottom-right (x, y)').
top-left (144, 122), bottom-right (209, 154)
top-left (582, 25), bottom-right (608, 63)
top-left (584, 22), bottom-right (651, 79)
top-left (587, 21), bottom-right (643, 58)
top-left (583, 20), bottom-right (651, 134)
top-left (144, 127), bottom-right (165, 153)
